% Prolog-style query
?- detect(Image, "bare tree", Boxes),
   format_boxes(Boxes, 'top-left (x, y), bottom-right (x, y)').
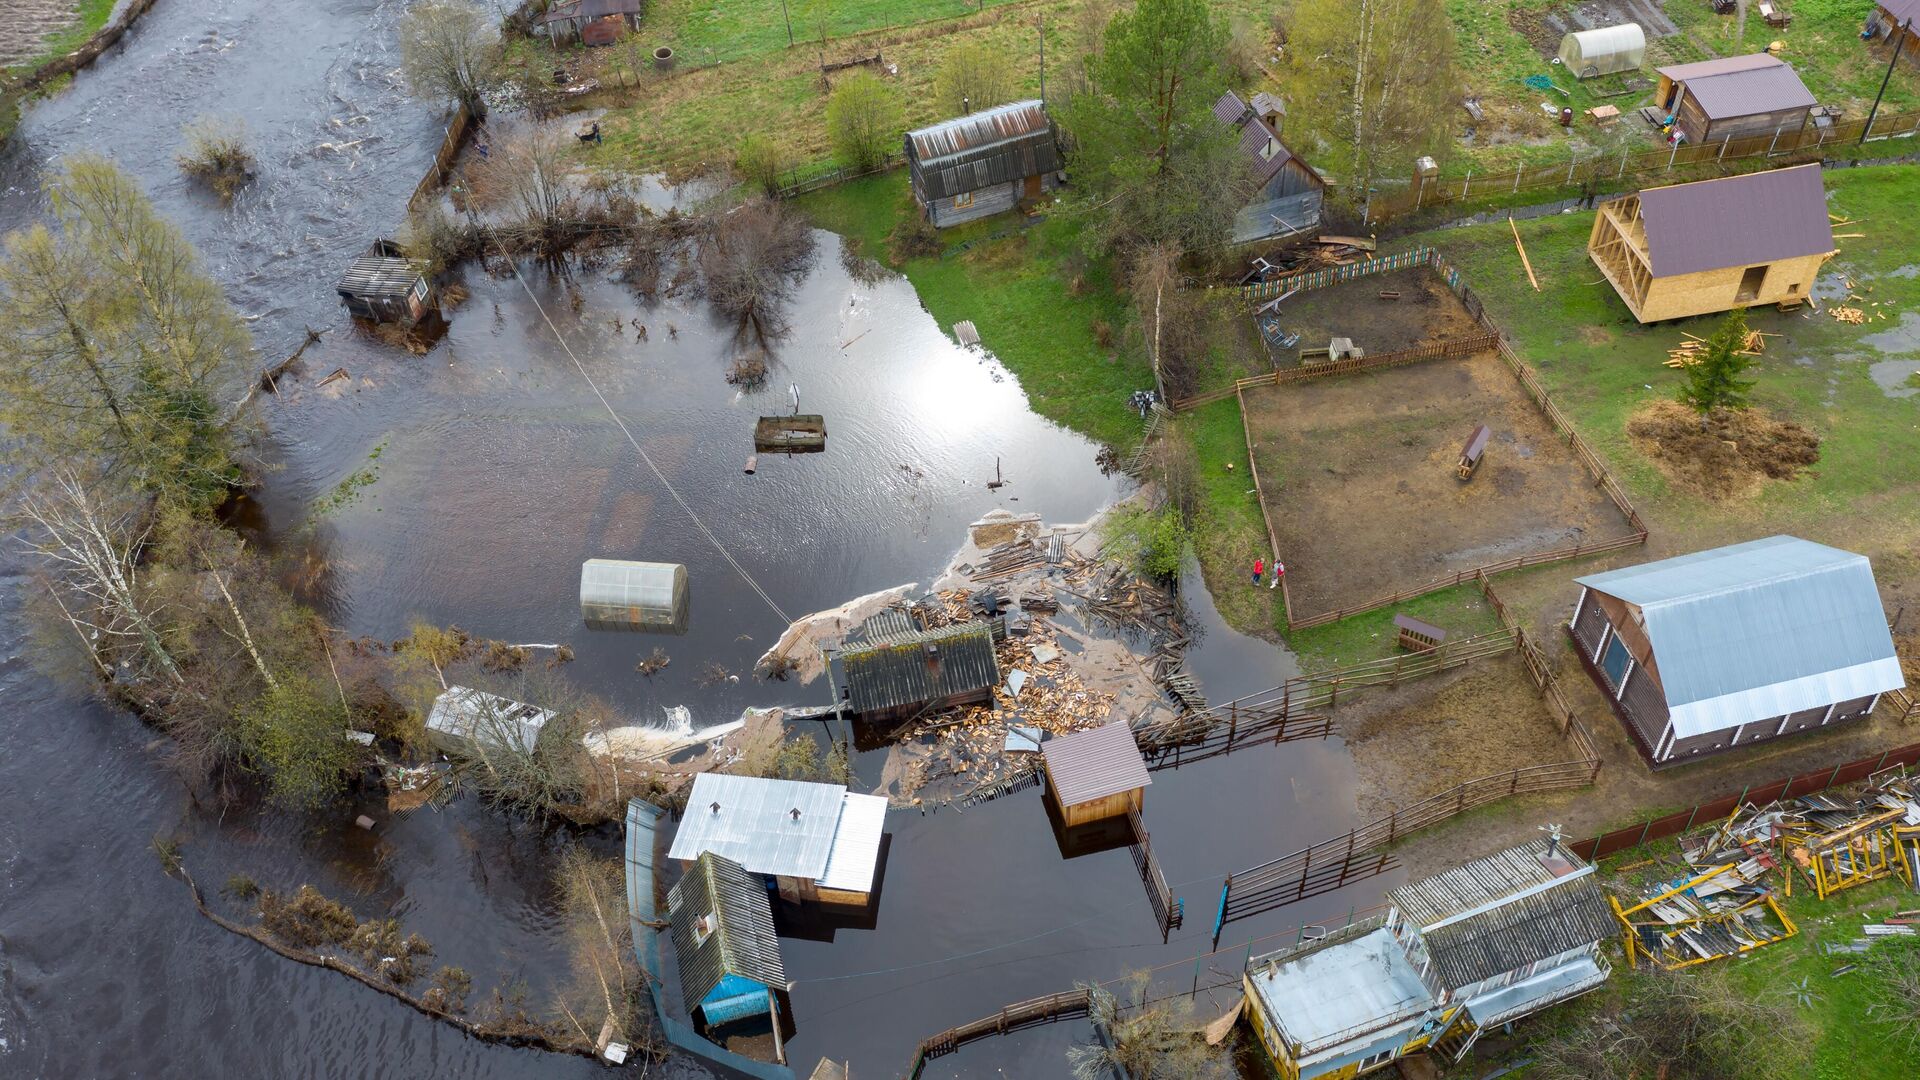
top-left (698, 199), bottom-right (817, 348)
top-left (1069, 981), bottom-right (1234, 1080)
top-left (399, 0), bottom-right (502, 113)
top-left (466, 126), bottom-right (580, 257)
top-left (16, 470), bottom-right (183, 685)
top-left (1528, 967), bottom-right (1809, 1080)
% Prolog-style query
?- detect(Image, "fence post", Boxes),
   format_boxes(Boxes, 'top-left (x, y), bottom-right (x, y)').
top-left (1566, 153), bottom-right (1576, 184)
top-left (1667, 139), bottom-right (1679, 170)
top-left (1461, 169), bottom-right (1472, 200)
top-left (1618, 147), bottom-right (1628, 180)
top-left (1718, 135), bottom-right (1731, 162)
top-left (1512, 164), bottom-right (1521, 193)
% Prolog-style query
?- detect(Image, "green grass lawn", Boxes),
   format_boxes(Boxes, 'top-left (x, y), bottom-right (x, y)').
top-left (796, 172), bottom-right (1145, 448)
top-left (645, 0), bottom-right (1029, 66)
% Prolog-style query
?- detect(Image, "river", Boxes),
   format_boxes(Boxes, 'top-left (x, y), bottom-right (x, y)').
top-left (0, 2), bottom-right (1377, 1076)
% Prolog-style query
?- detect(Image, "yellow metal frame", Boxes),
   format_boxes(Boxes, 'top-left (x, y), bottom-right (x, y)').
top-left (1612, 862), bottom-right (1798, 971)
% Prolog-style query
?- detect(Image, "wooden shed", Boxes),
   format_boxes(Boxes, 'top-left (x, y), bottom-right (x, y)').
top-left (1653, 54), bottom-right (1814, 144)
top-left (1042, 721), bottom-right (1150, 828)
top-left (1873, 2), bottom-right (1920, 57)
top-left (540, 0), bottom-right (643, 46)
top-left (1588, 165), bottom-right (1835, 323)
top-left (905, 100), bottom-right (1064, 228)
top-left (667, 851), bottom-right (786, 1029)
top-left (1213, 91), bottom-right (1327, 244)
top-left (335, 241), bottom-right (430, 324)
top-left (840, 620), bottom-right (998, 725)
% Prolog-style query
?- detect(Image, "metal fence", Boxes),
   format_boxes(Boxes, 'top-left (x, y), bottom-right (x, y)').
top-left (1364, 107), bottom-right (1920, 226)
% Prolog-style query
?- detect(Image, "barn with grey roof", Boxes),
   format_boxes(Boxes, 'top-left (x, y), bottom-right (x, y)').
top-left (904, 100), bottom-right (1063, 228)
top-left (1569, 535), bottom-right (1904, 766)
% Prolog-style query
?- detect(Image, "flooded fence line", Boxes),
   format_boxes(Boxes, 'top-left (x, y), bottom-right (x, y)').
top-left (1362, 107), bottom-right (1920, 227)
top-left (407, 101), bottom-right (480, 212)
top-left (1128, 805), bottom-right (1184, 943)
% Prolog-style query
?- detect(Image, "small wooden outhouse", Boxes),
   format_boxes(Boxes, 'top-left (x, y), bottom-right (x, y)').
top-left (1042, 721), bottom-right (1151, 828)
top-left (335, 241), bottom-right (431, 324)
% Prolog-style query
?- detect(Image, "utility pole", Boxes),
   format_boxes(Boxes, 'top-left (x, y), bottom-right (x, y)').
top-left (780, 0), bottom-right (794, 46)
top-left (1863, 19), bottom-right (1912, 145)
top-left (1038, 15), bottom-right (1046, 105)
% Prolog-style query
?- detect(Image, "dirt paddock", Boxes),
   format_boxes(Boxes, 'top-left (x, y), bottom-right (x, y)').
top-left (1270, 268), bottom-right (1484, 357)
top-left (1244, 345), bottom-right (1634, 620)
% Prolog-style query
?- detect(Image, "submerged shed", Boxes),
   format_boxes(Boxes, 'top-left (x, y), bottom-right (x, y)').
top-left (669, 773), bottom-right (890, 906)
top-left (840, 620), bottom-right (999, 724)
top-left (1557, 23), bottom-right (1645, 79)
top-left (1042, 720), bottom-right (1150, 827)
top-left (335, 241), bottom-right (430, 323)
top-left (581, 558), bottom-right (688, 633)
top-left (668, 851), bottom-right (786, 1028)
top-left (425, 685), bottom-right (554, 755)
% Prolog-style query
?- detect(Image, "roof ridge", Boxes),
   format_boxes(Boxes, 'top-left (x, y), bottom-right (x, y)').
top-left (1634, 554), bottom-right (1865, 611)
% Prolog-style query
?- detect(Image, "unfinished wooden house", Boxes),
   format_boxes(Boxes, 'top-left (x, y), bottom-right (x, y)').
top-left (840, 620), bottom-right (998, 725)
top-left (1653, 54), bottom-right (1814, 144)
top-left (1042, 720), bottom-right (1150, 828)
top-left (668, 851), bottom-right (788, 1030)
top-left (1570, 536), bottom-right (1905, 768)
top-left (335, 241), bottom-right (430, 323)
top-left (1213, 91), bottom-right (1326, 244)
top-left (1588, 164), bottom-right (1835, 322)
top-left (669, 773), bottom-right (889, 907)
top-left (904, 100), bottom-right (1063, 228)
top-left (1244, 838), bottom-right (1613, 1078)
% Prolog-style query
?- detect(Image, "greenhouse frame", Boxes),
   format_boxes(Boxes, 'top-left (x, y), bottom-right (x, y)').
top-left (581, 558), bottom-right (689, 633)
top-left (1558, 23), bottom-right (1646, 80)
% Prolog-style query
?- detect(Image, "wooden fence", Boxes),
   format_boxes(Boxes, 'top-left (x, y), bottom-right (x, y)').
top-left (1168, 333), bottom-right (1499, 411)
top-left (1572, 739), bottom-right (1920, 862)
top-left (1364, 108), bottom-right (1920, 226)
top-left (407, 102), bottom-right (479, 212)
top-left (773, 153), bottom-right (905, 199)
top-left (905, 989), bottom-right (1094, 1077)
top-left (1242, 247), bottom-right (1437, 302)
top-left (1129, 805), bottom-right (1184, 943)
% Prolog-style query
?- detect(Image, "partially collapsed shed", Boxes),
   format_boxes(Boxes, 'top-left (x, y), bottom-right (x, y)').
top-left (1654, 54), bottom-right (1814, 144)
top-left (1569, 535), bottom-right (1905, 767)
top-left (1588, 164), bottom-right (1835, 322)
top-left (540, 0), bottom-right (643, 46)
top-left (840, 620), bottom-right (998, 725)
top-left (904, 100), bottom-right (1064, 228)
top-left (1213, 91), bottom-right (1326, 244)
top-left (669, 773), bottom-right (889, 906)
top-left (1557, 23), bottom-right (1645, 79)
top-left (335, 241), bottom-right (430, 324)
top-left (667, 851), bottom-right (787, 1029)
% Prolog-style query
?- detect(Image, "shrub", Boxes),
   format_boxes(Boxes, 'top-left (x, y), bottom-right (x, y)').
top-left (825, 71), bottom-right (901, 171)
top-left (177, 115), bottom-right (255, 203)
top-left (1100, 504), bottom-right (1189, 581)
top-left (735, 133), bottom-right (793, 197)
top-left (237, 675), bottom-right (360, 809)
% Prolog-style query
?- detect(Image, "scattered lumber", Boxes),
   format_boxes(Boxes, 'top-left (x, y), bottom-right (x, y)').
top-left (1831, 306), bottom-right (1867, 325)
top-left (1509, 217), bottom-right (1540, 292)
top-left (1665, 330), bottom-right (1767, 367)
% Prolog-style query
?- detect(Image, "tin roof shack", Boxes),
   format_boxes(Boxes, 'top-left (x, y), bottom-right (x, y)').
top-left (905, 100), bottom-right (1063, 228)
top-left (1558, 23), bottom-right (1646, 79)
top-left (581, 558), bottom-right (688, 633)
top-left (1042, 721), bottom-right (1150, 829)
top-left (840, 620), bottom-right (998, 726)
top-left (669, 773), bottom-right (889, 907)
top-left (1244, 839), bottom-right (1614, 1078)
top-left (668, 852), bottom-right (788, 1032)
top-left (540, 0), bottom-right (643, 46)
top-left (425, 685), bottom-right (555, 756)
top-left (1654, 54), bottom-right (1814, 145)
top-left (1569, 536), bottom-right (1905, 768)
top-left (1213, 91), bottom-right (1326, 244)
top-left (1587, 165), bottom-right (1835, 322)
top-left (335, 241), bottom-right (431, 324)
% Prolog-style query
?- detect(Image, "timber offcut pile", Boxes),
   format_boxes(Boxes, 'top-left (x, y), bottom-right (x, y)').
top-left (1664, 329), bottom-right (1769, 368)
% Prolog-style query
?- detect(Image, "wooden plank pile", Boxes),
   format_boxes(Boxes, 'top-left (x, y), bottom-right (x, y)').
top-left (1664, 329), bottom-right (1769, 368)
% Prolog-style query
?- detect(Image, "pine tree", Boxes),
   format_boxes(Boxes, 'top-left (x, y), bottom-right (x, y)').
top-left (1680, 308), bottom-right (1757, 415)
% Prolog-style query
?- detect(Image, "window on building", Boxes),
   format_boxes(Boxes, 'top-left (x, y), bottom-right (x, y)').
top-left (1602, 635), bottom-right (1631, 689)
top-left (1359, 1048), bottom-right (1395, 1071)
top-left (952, 191), bottom-right (974, 210)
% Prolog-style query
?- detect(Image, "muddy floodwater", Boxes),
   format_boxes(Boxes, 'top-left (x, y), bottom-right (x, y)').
top-left (0, 1), bottom-right (1386, 1076)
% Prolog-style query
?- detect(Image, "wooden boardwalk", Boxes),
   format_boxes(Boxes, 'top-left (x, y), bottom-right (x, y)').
top-left (905, 990), bottom-right (1093, 1077)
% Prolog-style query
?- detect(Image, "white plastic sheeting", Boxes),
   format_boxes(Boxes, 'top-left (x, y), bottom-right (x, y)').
top-left (1558, 23), bottom-right (1646, 79)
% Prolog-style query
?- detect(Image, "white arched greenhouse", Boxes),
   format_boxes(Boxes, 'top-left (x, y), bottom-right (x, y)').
top-left (580, 558), bottom-right (688, 633)
top-left (1558, 23), bottom-right (1646, 80)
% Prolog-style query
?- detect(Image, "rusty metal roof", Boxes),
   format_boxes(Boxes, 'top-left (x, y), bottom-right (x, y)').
top-left (1215, 92), bottom-right (1317, 186)
top-left (1631, 164), bottom-right (1834, 277)
top-left (1656, 53), bottom-right (1814, 120)
top-left (1043, 721), bottom-right (1149, 807)
top-left (541, 0), bottom-right (643, 23)
top-left (905, 101), bottom-right (1061, 200)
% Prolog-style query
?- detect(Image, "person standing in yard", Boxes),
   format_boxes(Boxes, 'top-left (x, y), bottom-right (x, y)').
top-left (1270, 560), bottom-right (1285, 589)
top-left (1252, 557), bottom-right (1264, 586)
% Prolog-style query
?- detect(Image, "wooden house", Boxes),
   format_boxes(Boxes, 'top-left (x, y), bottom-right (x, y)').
top-left (1588, 164), bottom-right (1836, 322)
top-left (1244, 838), bottom-right (1613, 1078)
top-left (667, 851), bottom-right (787, 1030)
top-left (1872, 2), bottom-right (1920, 55)
top-left (1653, 54), bottom-right (1814, 144)
top-left (669, 773), bottom-right (889, 907)
top-left (1213, 91), bottom-right (1326, 244)
top-left (1570, 536), bottom-right (1905, 768)
top-left (540, 0), bottom-right (643, 46)
top-left (335, 241), bottom-right (430, 323)
top-left (1042, 721), bottom-right (1150, 828)
top-left (840, 620), bottom-right (998, 725)
top-left (904, 100), bottom-right (1063, 228)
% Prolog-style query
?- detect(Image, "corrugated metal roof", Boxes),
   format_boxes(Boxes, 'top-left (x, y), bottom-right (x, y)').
top-left (1631, 165), bottom-right (1834, 278)
top-left (905, 101), bottom-right (1062, 200)
top-left (668, 774), bottom-right (846, 879)
top-left (542, 0), bottom-right (643, 23)
top-left (1389, 839), bottom-right (1584, 927)
top-left (1577, 536), bottom-right (1904, 738)
top-left (1885, 0), bottom-right (1920, 26)
top-left (1213, 91), bottom-right (1317, 187)
top-left (1246, 927), bottom-right (1436, 1054)
top-left (1657, 53), bottom-right (1815, 120)
top-left (1461, 953), bottom-right (1608, 1027)
top-left (667, 851), bottom-right (785, 1013)
top-left (819, 793), bottom-right (887, 893)
top-left (1212, 90), bottom-right (1251, 125)
top-left (1043, 721), bottom-right (1150, 807)
top-left (842, 621), bottom-right (999, 715)
top-left (335, 255), bottom-right (423, 299)
top-left (1422, 875), bottom-right (1614, 989)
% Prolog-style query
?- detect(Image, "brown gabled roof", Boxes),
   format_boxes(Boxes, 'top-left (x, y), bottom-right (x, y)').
top-left (1212, 91), bottom-right (1319, 187)
top-left (1633, 165), bottom-right (1834, 278)
top-left (905, 100), bottom-right (1062, 200)
top-left (1043, 721), bottom-right (1149, 807)
top-left (1655, 53), bottom-right (1814, 120)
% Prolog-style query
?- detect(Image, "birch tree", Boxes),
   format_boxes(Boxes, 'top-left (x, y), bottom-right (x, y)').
top-left (398, 0), bottom-right (501, 113)
top-left (1287, 0), bottom-right (1458, 198)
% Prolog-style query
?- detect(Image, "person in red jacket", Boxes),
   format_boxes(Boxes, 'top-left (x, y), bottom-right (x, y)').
top-left (1252, 557), bottom-right (1264, 586)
